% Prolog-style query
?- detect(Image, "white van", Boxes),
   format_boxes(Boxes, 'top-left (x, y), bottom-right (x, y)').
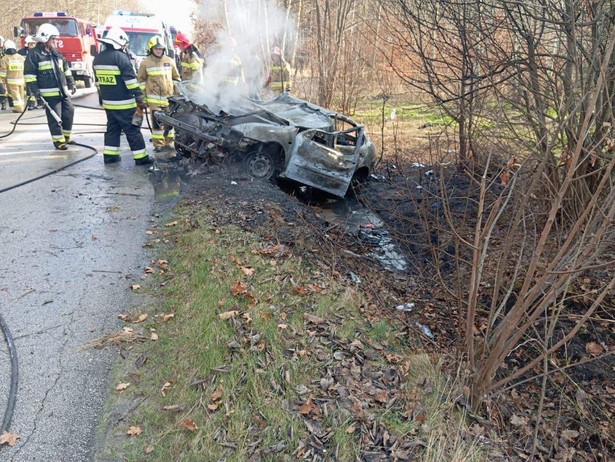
top-left (101, 11), bottom-right (174, 68)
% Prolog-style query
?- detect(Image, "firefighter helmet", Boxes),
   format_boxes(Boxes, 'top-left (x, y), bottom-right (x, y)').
top-left (271, 46), bottom-right (282, 56)
top-left (25, 35), bottom-right (35, 45)
top-left (4, 40), bottom-right (16, 52)
top-left (148, 35), bottom-right (166, 53)
top-left (175, 32), bottom-right (191, 50)
top-left (34, 23), bottom-right (60, 43)
top-left (100, 27), bottom-right (129, 50)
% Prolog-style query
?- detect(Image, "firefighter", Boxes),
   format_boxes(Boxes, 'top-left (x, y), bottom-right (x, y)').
top-left (17, 35), bottom-right (36, 57)
top-left (222, 36), bottom-right (244, 89)
top-left (175, 32), bottom-right (203, 82)
top-left (18, 36), bottom-right (37, 110)
top-left (0, 35), bottom-right (6, 110)
top-left (264, 46), bottom-right (292, 95)
top-left (0, 40), bottom-right (26, 113)
top-left (93, 27), bottom-right (153, 165)
top-left (137, 36), bottom-right (180, 152)
top-left (24, 23), bottom-right (77, 150)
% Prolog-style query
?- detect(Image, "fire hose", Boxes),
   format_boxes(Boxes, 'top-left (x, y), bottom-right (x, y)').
top-left (0, 311), bottom-right (18, 436)
top-left (0, 96), bottom-right (100, 194)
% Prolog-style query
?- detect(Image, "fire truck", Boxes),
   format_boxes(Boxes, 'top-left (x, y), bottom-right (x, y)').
top-left (14, 12), bottom-right (99, 88)
top-left (101, 11), bottom-right (175, 69)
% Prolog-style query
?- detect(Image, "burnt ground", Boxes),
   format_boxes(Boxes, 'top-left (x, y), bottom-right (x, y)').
top-left (154, 157), bottom-right (615, 461)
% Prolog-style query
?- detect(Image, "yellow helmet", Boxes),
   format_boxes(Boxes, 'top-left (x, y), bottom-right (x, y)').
top-left (148, 35), bottom-right (166, 53)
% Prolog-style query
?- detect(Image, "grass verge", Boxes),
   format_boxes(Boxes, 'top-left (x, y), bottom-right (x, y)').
top-left (95, 200), bottom-right (493, 461)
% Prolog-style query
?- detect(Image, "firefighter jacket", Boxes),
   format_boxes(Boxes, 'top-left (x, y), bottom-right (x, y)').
top-left (93, 48), bottom-right (143, 111)
top-left (0, 53), bottom-right (25, 87)
top-left (180, 47), bottom-right (203, 81)
top-left (24, 44), bottom-right (75, 99)
top-left (137, 54), bottom-right (180, 108)
top-left (267, 60), bottom-right (292, 92)
top-left (225, 53), bottom-right (243, 86)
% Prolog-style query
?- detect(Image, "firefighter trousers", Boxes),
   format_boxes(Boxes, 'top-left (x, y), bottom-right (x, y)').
top-left (6, 84), bottom-right (25, 112)
top-left (44, 96), bottom-right (74, 144)
top-left (148, 106), bottom-right (174, 149)
top-left (103, 108), bottom-right (148, 162)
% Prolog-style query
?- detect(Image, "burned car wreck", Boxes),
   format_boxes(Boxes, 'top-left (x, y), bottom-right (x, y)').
top-left (155, 83), bottom-right (377, 197)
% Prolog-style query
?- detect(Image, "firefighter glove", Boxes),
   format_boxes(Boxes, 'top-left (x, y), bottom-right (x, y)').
top-left (135, 95), bottom-right (148, 110)
top-left (33, 90), bottom-right (44, 105)
top-left (69, 83), bottom-right (77, 95)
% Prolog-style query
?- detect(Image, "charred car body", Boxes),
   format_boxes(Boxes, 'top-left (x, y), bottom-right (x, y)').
top-left (155, 83), bottom-right (376, 197)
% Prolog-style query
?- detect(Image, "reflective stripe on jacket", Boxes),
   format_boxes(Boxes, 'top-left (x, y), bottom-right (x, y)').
top-left (93, 48), bottom-right (143, 111)
top-left (268, 62), bottom-right (292, 91)
top-left (137, 54), bottom-right (179, 107)
top-left (0, 54), bottom-right (25, 85)
top-left (24, 44), bottom-right (74, 98)
top-left (180, 51), bottom-right (203, 81)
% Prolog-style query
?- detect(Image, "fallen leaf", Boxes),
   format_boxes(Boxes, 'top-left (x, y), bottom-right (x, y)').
top-left (500, 170), bottom-right (510, 186)
top-left (510, 414), bottom-right (529, 427)
top-left (299, 395), bottom-right (321, 417)
top-left (118, 313), bottom-right (130, 321)
top-left (277, 323), bottom-right (288, 329)
top-left (144, 267), bottom-right (155, 274)
top-left (166, 221), bottom-right (179, 227)
top-left (0, 431), bottom-right (20, 446)
top-left (162, 312), bottom-right (175, 322)
top-left (241, 266), bottom-right (255, 277)
top-left (145, 445), bottom-right (155, 454)
top-left (219, 310), bottom-right (240, 320)
top-left (585, 342), bottom-right (603, 356)
top-left (134, 313), bottom-right (149, 323)
top-left (180, 419), bottom-right (198, 432)
top-left (130, 284), bottom-right (141, 291)
top-left (304, 314), bottom-right (326, 325)
top-left (127, 426), bottom-right (142, 436)
top-left (116, 382), bottom-right (131, 392)
top-left (161, 381), bottom-right (172, 397)
top-left (346, 423), bottom-right (356, 433)
top-left (231, 280), bottom-right (248, 296)
top-left (162, 404), bottom-right (182, 411)
top-left (561, 429), bottom-right (580, 441)
top-left (150, 332), bottom-right (159, 341)
top-left (211, 386), bottom-right (223, 401)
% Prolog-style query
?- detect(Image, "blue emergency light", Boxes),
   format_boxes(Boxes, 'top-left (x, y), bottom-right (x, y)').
top-left (33, 12), bottom-right (68, 17)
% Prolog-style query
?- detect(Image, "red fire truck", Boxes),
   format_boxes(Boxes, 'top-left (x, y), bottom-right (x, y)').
top-left (14, 12), bottom-right (99, 88)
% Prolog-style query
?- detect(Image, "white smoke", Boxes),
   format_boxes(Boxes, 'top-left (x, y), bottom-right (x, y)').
top-left (194, 0), bottom-right (296, 113)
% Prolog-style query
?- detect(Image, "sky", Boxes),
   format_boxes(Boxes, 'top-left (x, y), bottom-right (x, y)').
top-left (144, 0), bottom-right (196, 35)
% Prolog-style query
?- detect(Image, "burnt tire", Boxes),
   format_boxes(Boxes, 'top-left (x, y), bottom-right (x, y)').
top-left (246, 149), bottom-right (282, 181)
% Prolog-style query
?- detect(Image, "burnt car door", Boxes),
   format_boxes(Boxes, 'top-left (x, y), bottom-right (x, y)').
top-left (282, 125), bottom-right (365, 197)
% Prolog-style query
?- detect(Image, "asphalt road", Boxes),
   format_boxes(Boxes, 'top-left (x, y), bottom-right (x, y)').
top-left (0, 88), bottom-right (167, 461)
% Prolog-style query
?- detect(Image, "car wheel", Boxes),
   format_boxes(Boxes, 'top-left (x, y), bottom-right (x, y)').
top-left (83, 75), bottom-right (92, 88)
top-left (246, 149), bottom-right (281, 180)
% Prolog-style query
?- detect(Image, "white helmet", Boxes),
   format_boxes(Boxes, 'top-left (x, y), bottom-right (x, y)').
top-left (34, 24), bottom-right (60, 43)
top-left (25, 35), bottom-right (35, 45)
top-left (100, 27), bottom-right (129, 50)
top-left (4, 40), bottom-right (16, 51)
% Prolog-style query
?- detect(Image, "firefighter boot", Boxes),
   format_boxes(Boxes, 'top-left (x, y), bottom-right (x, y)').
top-left (53, 141), bottom-right (68, 150)
top-left (104, 155), bottom-right (121, 164)
top-left (135, 156), bottom-right (154, 166)
top-left (1, 99), bottom-right (6, 111)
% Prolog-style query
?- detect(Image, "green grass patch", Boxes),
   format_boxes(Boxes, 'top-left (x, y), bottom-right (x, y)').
top-left (96, 204), bottom-right (492, 461)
